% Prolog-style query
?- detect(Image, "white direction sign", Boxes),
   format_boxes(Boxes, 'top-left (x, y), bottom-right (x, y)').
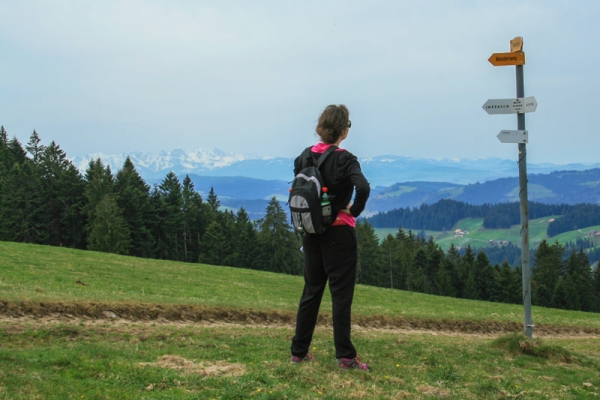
top-left (497, 130), bottom-right (528, 144)
top-left (482, 96), bottom-right (537, 115)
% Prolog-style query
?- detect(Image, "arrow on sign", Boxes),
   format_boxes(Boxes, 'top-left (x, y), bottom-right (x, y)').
top-left (497, 130), bottom-right (528, 144)
top-left (482, 97), bottom-right (537, 115)
top-left (488, 51), bottom-right (525, 66)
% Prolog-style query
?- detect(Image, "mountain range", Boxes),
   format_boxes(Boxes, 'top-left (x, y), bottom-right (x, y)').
top-left (71, 148), bottom-right (600, 219)
top-left (72, 148), bottom-right (600, 187)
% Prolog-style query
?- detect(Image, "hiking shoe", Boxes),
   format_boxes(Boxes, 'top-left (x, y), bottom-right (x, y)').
top-left (337, 356), bottom-right (368, 370)
top-left (290, 353), bottom-right (316, 364)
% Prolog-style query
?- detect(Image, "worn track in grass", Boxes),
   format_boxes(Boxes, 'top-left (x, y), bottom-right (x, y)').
top-left (1, 299), bottom-right (599, 338)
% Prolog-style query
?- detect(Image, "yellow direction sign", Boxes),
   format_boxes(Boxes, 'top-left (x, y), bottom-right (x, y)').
top-left (488, 51), bottom-right (525, 66)
top-left (510, 37), bottom-right (523, 52)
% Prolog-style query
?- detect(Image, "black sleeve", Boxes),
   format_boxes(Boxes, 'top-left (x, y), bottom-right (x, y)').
top-left (346, 156), bottom-right (370, 217)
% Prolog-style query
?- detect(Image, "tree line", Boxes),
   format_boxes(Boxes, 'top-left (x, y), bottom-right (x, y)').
top-left (0, 128), bottom-right (303, 274)
top-left (367, 199), bottom-right (600, 237)
top-left (2, 128), bottom-right (600, 313)
top-left (356, 222), bottom-right (600, 312)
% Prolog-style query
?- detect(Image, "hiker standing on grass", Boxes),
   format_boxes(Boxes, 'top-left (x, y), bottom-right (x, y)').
top-left (290, 104), bottom-right (371, 370)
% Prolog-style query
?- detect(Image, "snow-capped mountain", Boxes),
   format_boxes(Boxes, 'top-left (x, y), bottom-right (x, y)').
top-left (72, 148), bottom-right (250, 178)
top-left (71, 148), bottom-right (600, 187)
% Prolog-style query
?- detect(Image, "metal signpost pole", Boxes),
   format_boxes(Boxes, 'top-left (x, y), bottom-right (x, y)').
top-left (484, 37), bottom-right (534, 339)
top-left (516, 64), bottom-right (533, 339)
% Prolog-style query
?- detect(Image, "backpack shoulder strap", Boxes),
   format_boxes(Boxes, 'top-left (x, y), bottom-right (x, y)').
top-left (316, 145), bottom-right (338, 169)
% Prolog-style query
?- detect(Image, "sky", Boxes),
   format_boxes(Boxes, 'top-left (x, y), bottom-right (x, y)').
top-left (1, 1), bottom-right (599, 165)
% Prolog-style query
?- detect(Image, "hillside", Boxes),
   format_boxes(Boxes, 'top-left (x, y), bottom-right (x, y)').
top-left (3, 242), bottom-right (600, 398)
top-left (2, 241), bottom-right (600, 331)
top-left (368, 168), bottom-right (600, 213)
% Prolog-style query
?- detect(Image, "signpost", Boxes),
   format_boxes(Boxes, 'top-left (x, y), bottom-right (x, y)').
top-left (483, 37), bottom-right (535, 339)
top-left (497, 130), bottom-right (528, 144)
top-left (511, 37), bottom-right (523, 52)
top-left (488, 51), bottom-right (525, 66)
top-left (482, 97), bottom-right (537, 114)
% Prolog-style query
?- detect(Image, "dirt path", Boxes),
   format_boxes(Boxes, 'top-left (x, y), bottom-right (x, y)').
top-left (3, 314), bottom-right (599, 340)
top-left (2, 300), bottom-right (599, 339)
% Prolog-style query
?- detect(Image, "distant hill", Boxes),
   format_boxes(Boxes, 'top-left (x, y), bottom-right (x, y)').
top-left (367, 168), bottom-right (600, 214)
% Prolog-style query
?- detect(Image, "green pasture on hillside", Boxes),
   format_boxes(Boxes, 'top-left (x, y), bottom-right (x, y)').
top-left (2, 241), bottom-right (600, 329)
top-left (374, 217), bottom-right (600, 252)
top-left (2, 241), bottom-right (600, 399)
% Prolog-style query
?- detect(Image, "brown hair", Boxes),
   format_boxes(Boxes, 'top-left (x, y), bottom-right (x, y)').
top-left (316, 104), bottom-right (350, 144)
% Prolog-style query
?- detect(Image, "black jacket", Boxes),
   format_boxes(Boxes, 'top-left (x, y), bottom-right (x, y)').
top-left (294, 146), bottom-right (370, 219)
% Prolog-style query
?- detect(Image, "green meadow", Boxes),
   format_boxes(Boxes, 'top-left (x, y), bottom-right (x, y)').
top-left (1, 241), bottom-right (600, 399)
top-left (374, 217), bottom-right (600, 252)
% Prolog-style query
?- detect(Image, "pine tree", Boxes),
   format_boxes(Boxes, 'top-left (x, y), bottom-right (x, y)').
top-left (214, 210), bottom-right (237, 266)
top-left (423, 237), bottom-right (444, 294)
top-left (551, 277), bottom-right (570, 310)
top-left (83, 159), bottom-right (115, 220)
top-left (149, 187), bottom-right (168, 259)
top-left (463, 270), bottom-right (479, 300)
top-left (39, 141), bottom-right (86, 248)
top-left (381, 234), bottom-right (400, 289)
top-left (25, 130), bottom-right (46, 164)
top-left (229, 208), bottom-right (260, 269)
top-left (496, 260), bottom-right (521, 304)
top-left (87, 195), bottom-right (131, 255)
top-left (435, 259), bottom-right (457, 297)
top-left (153, 172), bottom-right (183, 260)
top-left (83, 159), bottom-right (117, 247)
top-left (115, 157), bottom-right (154, 258)
top-left (199, 221), bottom-right (230, 265)
top-left (409, 247), bottom-right (428, 293)
top-left (207, 187), bottom-right (220, 214)
top-left (0, 161), bottom-right (47, 243)
top-left (7, 137), bottom-right (27, 164)
top-left (446, 244), bottom-right (463, 297)
top-left (180, 175), bottom-right (208, 262)
top-left (532, 240), bottom-right (564, 307)
top-left (462, 245), bottom-right (476, 268)
top-left (564, 274), bottom-right (581, 311)
top-left (0, 137), bottom-right (48, 244)
top-left (475, 251), bottom-right (494, 301)
top-left (565, 249), bottom-right (594, 311)
top-left (256, 197), bottom-right (302, 274)
top-left (396, 229), bottom-right (424, 292)
top-left (511, 266), bottom-right (524, 304)
top-left (355, 220), bottom-right (384, 285)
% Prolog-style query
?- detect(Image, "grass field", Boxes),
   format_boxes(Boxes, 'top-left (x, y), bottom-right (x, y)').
top-left (374, 218), bottom-right (600, 252)
top-left (2, 241), bottom-right (600, 399)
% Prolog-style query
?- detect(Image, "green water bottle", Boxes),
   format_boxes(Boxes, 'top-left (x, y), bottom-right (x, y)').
top-left (321, 187), bottom-right (332, 225)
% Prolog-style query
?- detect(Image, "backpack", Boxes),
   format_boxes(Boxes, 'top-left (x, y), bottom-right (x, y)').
top-left (288, 146), bottom-right (337, 235)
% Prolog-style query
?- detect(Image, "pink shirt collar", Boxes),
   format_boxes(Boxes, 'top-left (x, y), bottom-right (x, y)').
top-left (311, 142), bottom-right (345, 153)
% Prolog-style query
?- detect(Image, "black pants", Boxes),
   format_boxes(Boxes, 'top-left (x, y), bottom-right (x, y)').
top-left (290, 225), bottom-right (358, 359)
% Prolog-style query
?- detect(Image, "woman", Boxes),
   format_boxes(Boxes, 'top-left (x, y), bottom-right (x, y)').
top-left (290, 104), bottom-right (371, 370)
